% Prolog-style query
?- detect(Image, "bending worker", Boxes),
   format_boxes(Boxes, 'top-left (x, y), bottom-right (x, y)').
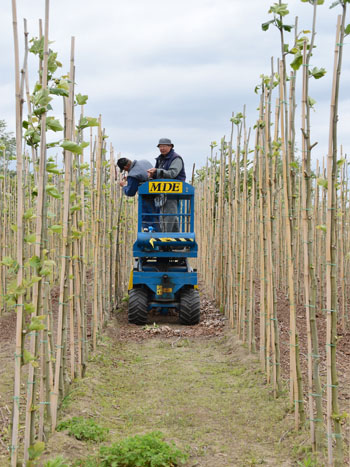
top-left (147, 138), bottom-right (186, 232)
top-left (117, 157), bottom-right (158, 231)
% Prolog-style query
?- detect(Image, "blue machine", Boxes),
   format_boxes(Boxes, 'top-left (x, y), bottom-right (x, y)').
top-left (128, 179), bottom-right (200, 325)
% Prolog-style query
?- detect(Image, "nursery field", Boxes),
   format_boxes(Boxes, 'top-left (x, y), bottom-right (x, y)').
top-left (2, 0), bottom-right (350, 466)
top-left (0, 295), bottom-right (334, 467)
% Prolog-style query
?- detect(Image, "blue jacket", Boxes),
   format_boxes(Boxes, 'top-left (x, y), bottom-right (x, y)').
top-left (123, 159), bottom-right (152, 196)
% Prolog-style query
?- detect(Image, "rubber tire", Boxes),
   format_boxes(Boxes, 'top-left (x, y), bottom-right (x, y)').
top-left (128, 288), bottom-right (148, 325)
top-left (179, 288), bottom-right (200, 325)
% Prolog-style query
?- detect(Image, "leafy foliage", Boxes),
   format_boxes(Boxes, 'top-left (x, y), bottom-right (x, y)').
top-left (44, 456), bottom-right (69, 467)
top-left (97, 431), bottom-right (188, 467)
top-left (76, 93), bottom-right (88, 105)
top-left (301, 0), bottom-right (324, 4)
top-left (309, 67), bottom-right (326, 79)
top-left (27, 441), bottom-right (45, 464)
top-left (56, 416), bottom-right (109, 442)
top-left (60, 140), bottom-right (88, 155)
top-left (262, 3), bottom-right (294, 32)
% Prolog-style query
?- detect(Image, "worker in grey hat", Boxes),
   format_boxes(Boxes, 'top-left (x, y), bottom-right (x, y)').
top-left (147, 138), bottom-right (186, 181)
top-left (147, 138), bottom-right (186, 232)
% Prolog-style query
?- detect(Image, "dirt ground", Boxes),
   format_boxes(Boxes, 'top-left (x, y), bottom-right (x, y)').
top-left (0, 289), bottom-right (349, 466)
top-left (42, 308), bottom-right (305, 466)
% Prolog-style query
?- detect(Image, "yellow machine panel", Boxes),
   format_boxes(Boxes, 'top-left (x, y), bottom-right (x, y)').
top-left (149, 181), bottom-right (183, 193)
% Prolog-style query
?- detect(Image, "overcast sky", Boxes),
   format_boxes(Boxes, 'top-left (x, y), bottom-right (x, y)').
top-left (1, 0), bottom-right (349, 175)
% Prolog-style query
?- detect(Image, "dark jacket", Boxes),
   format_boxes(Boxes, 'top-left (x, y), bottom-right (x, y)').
top-left (154, 149), bottom-right (186, 181)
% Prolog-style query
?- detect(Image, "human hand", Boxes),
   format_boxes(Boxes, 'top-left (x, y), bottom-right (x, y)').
top-left (147, 168), bottom-right (156, 178)
top-left (119, 179), bottom-right (127, 187)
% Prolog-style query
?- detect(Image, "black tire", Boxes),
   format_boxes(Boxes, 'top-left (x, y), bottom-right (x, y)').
top-left (179, 288), bottom-right (200, 325)
top-left (128, 288), bottom-right (148, 325)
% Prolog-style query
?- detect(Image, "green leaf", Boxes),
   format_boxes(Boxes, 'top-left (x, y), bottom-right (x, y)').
top-left (337, 158), bottom-right (346, 166)
top-left (24, 128), bottom-right (41, 146)
top-left (316, 224), bottom-right (327, 232)
top-left (317, 178), bottom-right (328, 189)
top-left (28, 316), bottom-right (45, 331)
top-left (28, 441), bottom-right (45, 460)
top-left (49, 87), bottom-right (69, 97)
top-left (33, 89), bottom-right (52, 107)
top-left (71, 228), bottom-right (82, 239)
top-left (310, 66), bottom-right (326, 79)
top-left (344, 24), bottom-right (350, 36)
top-left (29, 37), bottom-right (44, 56)
top-left (330, 0), bottom-right (341, 8)
top-left (70, 204), bottom-right (82, 214)
top-left (46, 162), bottom-right (62, 175)
top-left (76, 93), bottom-right (88, 105)
top-left (77, 117), bottom-right (99, 130)
top-left (24, 234), bottom-right (37, 244)
top-left (23, 349), bottom-right (36, 364)
top-left (262, 19), bottom-right (275, 31)
top-left (49, 224), bottom-right (63, 233)
top-left (57, 78), bottom-right (70, 91)
top-left (29, 276), bottom-right (42, 286)
top-left (48, 51), bottom-right (60, 74)
top-left (43, 259), bottom-right (56, 268)
top-left (23, 208), bottom-right (36, 220)
top-left (29, 255), bottom-right (41, 269)
top-left (290, 52), bottom-right (303, 71)
top-left (308, 96), bottom-right (316, 108)
top-left (24, 303), bottom-right (35, 315)
top-left (46, 184), bottom-right (63, 199)
top-left (46, 141), bottom-right (60, 149)
top-left (1, 256), bottom-right (14, 267)
top-left (44, 455), bottom-right (69, 467)
top-left (60, 140), bottom-right (83, 155)
top-left (46, 117), bottom-right (63, 132)
top-left (269, 3), bottom-right (289, 16)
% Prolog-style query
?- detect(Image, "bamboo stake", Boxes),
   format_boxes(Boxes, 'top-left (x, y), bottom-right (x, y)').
top-left (11, 1), bottom-right (24, 463)
top-left (24, 1), bottom-right (50, 457)
top-left (51, 36), bottom-right (75, 431)
top-left (326, 15), bottom-right (343, 466)
top-left (93, 118), bottom-right (103, 349)
top-left (279, 61), bottom-right (304, 428)
top-left (257, 94), bottom-right (266, 371)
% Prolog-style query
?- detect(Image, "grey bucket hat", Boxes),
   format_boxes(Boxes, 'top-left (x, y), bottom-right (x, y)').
top-left (157, 138), bottom-right (174, 147)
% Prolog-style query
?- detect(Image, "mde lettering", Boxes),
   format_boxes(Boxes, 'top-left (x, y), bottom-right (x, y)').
top-left (149, 182), bottom-right (183, 193)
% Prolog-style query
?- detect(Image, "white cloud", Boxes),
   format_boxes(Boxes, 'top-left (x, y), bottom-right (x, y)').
top-left (1, 0), bottom-right (349, 171)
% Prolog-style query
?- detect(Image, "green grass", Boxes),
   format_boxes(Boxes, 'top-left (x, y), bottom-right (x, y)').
top-left (42, 322), bottom-right (314, 465)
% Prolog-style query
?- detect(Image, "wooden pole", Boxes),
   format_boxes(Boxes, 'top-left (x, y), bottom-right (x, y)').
top-left (11, 0), bottom-right (24, 463)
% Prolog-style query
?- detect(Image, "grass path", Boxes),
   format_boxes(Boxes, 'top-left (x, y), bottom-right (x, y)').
top-left (43, 317), bottom-right (312, 466)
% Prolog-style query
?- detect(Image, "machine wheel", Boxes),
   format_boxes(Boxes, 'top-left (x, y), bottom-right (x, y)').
top-left (128, 288), bottom-right (148, 325)
top-left (179, 288), bottom-right (200, 325)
